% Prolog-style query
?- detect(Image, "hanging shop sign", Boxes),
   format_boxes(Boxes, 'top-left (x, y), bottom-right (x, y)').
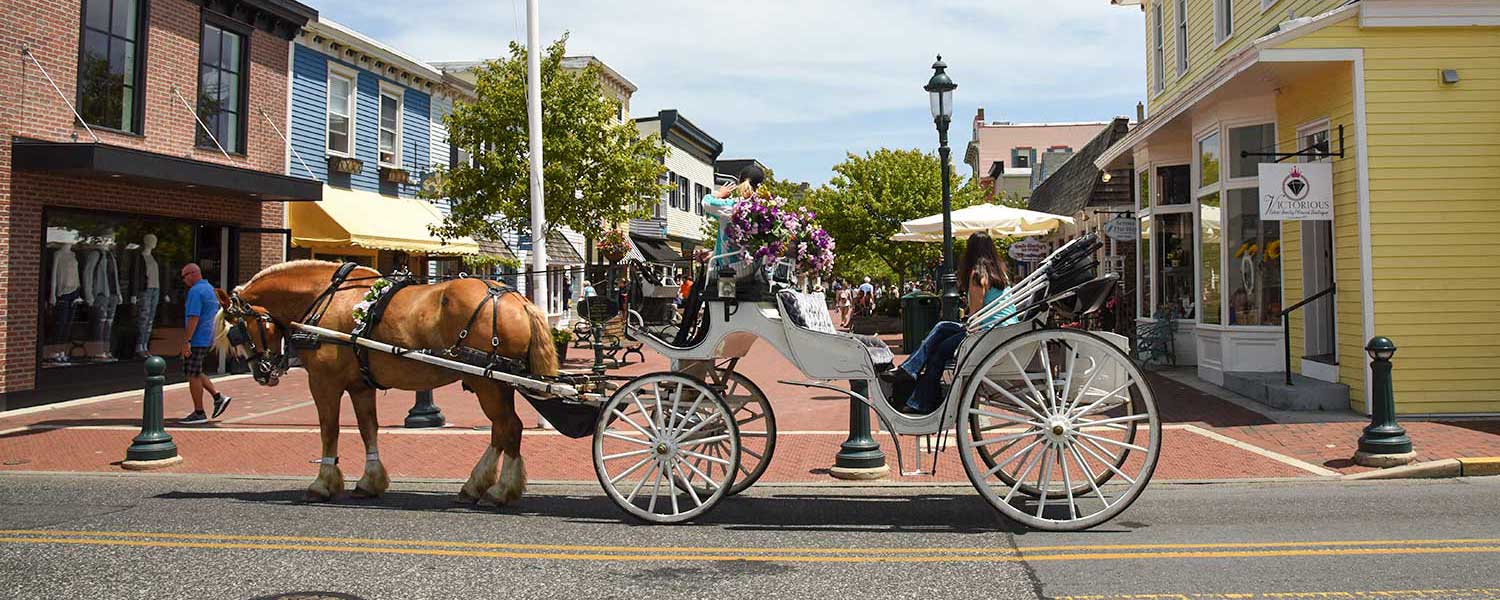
top-left (1103, 216), bottom-right (1138, 242)
top-left (1008, 238), bottom-right (1048, 262)
top-left (1259, 163), bottom-right (1332, 220)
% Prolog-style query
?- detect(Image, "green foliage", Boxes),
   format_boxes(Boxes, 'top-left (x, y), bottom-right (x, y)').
top-left (808, 148), bottom-right (983, 283)
top-left (463, 253), bottom-right (521, 272)
top-left (551, 327), bottom-right (574, 344)
top-left (424, 36), bottom-right (669, 242)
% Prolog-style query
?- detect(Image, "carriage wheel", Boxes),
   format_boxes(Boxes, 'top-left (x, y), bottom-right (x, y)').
top-left (968, 340), bottom-right (1141, 498)
top-left (687, 371), bottom-right (776, 497)
top-left (592, 372), bottom-right (740, 524)
top-left (956, 328), bottom-right (1160, 531)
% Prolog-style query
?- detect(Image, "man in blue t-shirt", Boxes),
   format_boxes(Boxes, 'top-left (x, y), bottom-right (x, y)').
top-left (177, 263), bottom-right (231, 424)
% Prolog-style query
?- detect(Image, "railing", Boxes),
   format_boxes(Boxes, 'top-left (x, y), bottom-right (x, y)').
top-left (1280, 284), bottom-right (1335, 386)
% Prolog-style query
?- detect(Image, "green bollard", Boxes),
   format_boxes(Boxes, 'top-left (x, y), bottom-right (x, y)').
top-left (123, 356), bottom-right (182, 470)
top-left (1354, 336), bottom-right (1415, 467)
top-left (830, 379), bottom-right (889, 480)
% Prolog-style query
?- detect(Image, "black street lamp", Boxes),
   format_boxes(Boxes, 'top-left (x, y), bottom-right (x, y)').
top-left (925, 56), bottom-right (960, 321)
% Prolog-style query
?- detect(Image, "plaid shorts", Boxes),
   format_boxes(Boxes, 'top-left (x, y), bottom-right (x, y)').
top-left (183, 346), bottom-right (210, 377)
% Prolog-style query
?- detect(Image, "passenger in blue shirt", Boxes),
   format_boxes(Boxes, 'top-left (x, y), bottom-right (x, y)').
top-left (880, 232), bottom-right (1016, 414)
top-left (177, 263), bottom-right (231, 424)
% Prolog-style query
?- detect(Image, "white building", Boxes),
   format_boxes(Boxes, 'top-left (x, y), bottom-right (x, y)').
top-left (632, 110), bottom-right (724, 260)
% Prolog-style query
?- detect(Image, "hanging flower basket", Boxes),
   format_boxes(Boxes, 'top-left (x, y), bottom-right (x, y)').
top-left (597, 229), bottom-right (631, 263)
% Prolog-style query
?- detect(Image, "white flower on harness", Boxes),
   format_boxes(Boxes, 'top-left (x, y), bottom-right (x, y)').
top-left (351, 278), bottom-right (395, 336)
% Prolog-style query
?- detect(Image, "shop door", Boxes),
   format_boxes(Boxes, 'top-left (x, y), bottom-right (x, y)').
top-left (1299, 126), bottom-right (1337, 380)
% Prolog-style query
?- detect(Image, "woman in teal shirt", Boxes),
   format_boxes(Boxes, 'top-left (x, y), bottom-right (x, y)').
top-left (880, 232), bottom-right (1015, 413)
top-left (702, 165), bottom-right (765, 268)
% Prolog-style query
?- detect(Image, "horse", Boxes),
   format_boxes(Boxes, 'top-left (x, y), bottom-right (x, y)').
top-left (214, 260), bottom-right (557, 505)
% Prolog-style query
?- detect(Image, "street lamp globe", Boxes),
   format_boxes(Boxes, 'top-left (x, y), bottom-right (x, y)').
top-left (925, 56), bottom-right (957, 120)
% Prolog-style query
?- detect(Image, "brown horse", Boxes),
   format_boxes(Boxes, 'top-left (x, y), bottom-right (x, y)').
top-left (216, 260), bottom-right (557, 505)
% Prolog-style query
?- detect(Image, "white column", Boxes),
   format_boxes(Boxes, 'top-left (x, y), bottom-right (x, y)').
top-left (525, 0), bottom-right (548, 306)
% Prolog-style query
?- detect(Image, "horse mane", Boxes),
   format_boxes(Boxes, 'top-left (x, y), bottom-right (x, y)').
top-left (237, 259), bottom-right (380, 292)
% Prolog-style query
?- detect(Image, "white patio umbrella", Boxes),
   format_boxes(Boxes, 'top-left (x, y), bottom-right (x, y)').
top-left (890, 203), bottom-right (1075, 241)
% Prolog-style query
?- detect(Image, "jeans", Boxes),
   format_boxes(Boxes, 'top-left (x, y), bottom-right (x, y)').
top-left (135, 288), bottom-right (159, 350)
top-left (900, 321), bottom-right (966, 412)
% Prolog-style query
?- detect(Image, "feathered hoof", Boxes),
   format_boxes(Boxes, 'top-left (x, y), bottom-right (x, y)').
top-left (455, 488), bottom-right (483, 504)
top-left (478, 482), bottom-right (522, 507)
top-left (305, 465), bottom-right (344, 502)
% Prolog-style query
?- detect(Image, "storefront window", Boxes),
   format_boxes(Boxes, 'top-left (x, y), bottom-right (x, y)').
top-left (1199, 132), bottom-right (1221, 187)
top-left (1138, 216), bottom-right (1152, 318)
top-left (1155, 213), bottom-right (1194, 319)
top-left (41, 210), bottom-right (205, 367)
top-left (1138, 168), bottom-right (1151, 210)
top-left (1226, 188), bottom-right (1281, 325)
top-left (1158, 165), bottom-right (1190, 206)
top-left (1229, 124), bottom-right (1275, 179)
top-left (1199, 192), bottom-right (1222, 324)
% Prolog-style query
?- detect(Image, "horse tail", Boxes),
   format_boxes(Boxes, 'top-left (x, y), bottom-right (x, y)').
top-left (522, 298), bottom-right (559, 376)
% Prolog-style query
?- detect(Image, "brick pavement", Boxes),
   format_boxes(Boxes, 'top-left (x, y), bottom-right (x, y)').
top-left (2, 338), bottom-right (1497, 485)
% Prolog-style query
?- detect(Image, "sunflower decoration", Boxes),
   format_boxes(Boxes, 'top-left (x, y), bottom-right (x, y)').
top-left (1234, 241), bottom-right (1260, 259)
top-left (1264, 240), bottom-right (1281, 262)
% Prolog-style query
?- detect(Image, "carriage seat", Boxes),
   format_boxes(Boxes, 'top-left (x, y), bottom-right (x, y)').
top-left (777, 290), bottom-right (893, 372)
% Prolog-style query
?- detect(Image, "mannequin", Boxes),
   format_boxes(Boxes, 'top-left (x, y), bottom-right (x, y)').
top-left (88, 247), bottom-right (122, 359)
top-left (50, 242), bottom-right (82, 361)
top-left (131, 233), bottom-right (161, 357)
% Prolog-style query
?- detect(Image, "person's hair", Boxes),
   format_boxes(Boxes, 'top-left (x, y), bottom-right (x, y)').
top-left (958, 232), bottom-right (1009, 291)
top-left (731, 164), bottom-right (766, 198)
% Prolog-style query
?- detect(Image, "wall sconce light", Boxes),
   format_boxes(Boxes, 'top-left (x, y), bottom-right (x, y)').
top-left (1441, 69), bottom-right (1460, 84)
top-left (1100, 171), bottom-right (1113, 183)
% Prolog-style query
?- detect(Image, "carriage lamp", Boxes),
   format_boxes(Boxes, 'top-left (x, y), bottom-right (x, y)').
top-left (925, 56), bottom-right (961, 321)
top-left (717, 264), bottom-right (737, 299)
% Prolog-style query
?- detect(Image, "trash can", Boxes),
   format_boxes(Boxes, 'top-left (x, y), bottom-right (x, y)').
top-left (901, 291), bottom-right (941, 353)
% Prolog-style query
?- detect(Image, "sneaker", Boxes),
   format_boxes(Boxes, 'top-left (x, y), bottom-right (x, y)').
top-left (178, 411), bottom-right (209, 425)
top-left (211, 395), bottom-right (233, 419)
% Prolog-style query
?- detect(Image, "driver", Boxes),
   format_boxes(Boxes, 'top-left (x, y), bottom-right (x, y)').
top-left (703, 165), bottom-right (765, 269)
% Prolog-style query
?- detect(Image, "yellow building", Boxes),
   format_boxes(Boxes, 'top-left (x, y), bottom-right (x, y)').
top-left (1098, 0), bottom-right (1500, 415)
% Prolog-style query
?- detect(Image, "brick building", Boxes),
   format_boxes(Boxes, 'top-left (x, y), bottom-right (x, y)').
top-left (1, 0), bottom-right (319, 409)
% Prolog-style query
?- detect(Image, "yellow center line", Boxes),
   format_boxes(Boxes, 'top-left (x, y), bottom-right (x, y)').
top-left (3, 529), bottom-right (1498, 556)
top-left (0, 532), bottom-right (1498, 564)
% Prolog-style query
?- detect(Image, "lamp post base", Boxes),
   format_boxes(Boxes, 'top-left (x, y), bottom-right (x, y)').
top-left (1353, 450), bottom-right (1417, 468)
top-left (404, 390), bottom-right (446, 429)
top-left (122, 455), bottom-right (183, 471)
top-left (830, 465), bottom-right (890, 480)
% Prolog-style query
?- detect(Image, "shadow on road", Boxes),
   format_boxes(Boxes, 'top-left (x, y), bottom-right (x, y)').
top-left (151, 487), bottom-right (1139, 536)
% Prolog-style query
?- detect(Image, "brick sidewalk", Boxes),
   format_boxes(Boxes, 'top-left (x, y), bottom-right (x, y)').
top-left (2, 339), bottom-right (1497, 485)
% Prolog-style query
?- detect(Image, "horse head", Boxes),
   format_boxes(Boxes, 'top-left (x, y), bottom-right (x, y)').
top-left (217, 291), bottom-right (289, 387)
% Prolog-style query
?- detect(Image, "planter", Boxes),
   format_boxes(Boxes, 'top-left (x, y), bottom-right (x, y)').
top-left (555, 341), bottom-right (570, 362)
top-left (849, 314), bottom-right (902, 336)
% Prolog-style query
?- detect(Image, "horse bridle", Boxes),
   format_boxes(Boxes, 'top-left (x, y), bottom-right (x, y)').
top-left (224, 292), bottom-right (290, 384)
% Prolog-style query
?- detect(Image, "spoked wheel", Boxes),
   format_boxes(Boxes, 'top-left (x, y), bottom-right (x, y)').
top-left (592, 372), bottom-right (740, 523)
top-left (957, 328), bottom-right (1161, 531)
top-left (694, 371), bottom-right (776, 496)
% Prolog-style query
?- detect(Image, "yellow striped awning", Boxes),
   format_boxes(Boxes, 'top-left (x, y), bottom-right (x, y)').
top-left (289, 185), bottom-right (480, 255)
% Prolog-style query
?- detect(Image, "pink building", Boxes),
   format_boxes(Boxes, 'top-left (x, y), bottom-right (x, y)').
top-left (964, 108), bottom-right (1110, 204)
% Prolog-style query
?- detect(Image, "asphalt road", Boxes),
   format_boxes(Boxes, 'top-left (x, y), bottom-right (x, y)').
top-left (0, 472), bottom-right (1497, 599)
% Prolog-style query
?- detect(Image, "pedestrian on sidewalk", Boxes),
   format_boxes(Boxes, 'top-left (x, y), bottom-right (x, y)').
top-left (177, 263), bottom-right (230, 424)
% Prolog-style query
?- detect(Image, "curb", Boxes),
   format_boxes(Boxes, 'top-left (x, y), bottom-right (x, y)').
top-left (1342, 457), bottom-right (1500, 480)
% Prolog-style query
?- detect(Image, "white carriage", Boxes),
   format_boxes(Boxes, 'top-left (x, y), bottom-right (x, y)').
top-left (289, 234), bottom-right (1159, 531)
top-left (593, 233), bottom-right (1162, 530)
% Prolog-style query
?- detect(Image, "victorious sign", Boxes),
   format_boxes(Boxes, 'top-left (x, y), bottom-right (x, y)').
top-left (1259, 163), bottom-right (1332, 220)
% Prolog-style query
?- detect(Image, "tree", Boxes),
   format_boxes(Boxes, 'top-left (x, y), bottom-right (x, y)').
top-left (425, 37), bottom-right (669, 242)
top-left (809, 148), bottom-right (983, 284)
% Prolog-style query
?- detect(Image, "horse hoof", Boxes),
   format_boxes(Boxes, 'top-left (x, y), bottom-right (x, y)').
top-left (455, 490), bottom-right (481, 504)
top-left (350, 486), bottom-right (380, 499)
top-left (304, 489), bottom-right (334, 502)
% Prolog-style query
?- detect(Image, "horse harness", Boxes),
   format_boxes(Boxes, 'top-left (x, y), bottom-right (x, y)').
top-left (227, 262), bottom-right (529, 390)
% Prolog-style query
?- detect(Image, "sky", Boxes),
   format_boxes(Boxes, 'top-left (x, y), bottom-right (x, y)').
top-left (311, 0), bottom-right (1147, 185)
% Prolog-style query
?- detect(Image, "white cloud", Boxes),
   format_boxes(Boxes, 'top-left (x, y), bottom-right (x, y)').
top-left (309, 0), bottom-right (1146, 183)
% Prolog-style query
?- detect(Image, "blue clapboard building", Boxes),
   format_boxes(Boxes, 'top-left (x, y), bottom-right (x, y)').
top-left (283, 17), bottom-right (482, 273)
